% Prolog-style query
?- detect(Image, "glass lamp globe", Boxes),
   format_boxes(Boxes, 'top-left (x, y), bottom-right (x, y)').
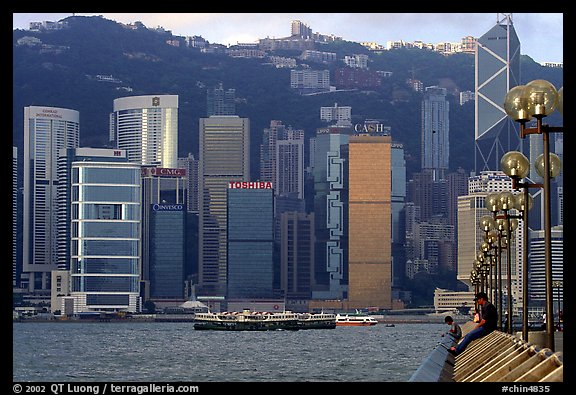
top-left (476, 252), bottom-right (485, 263)
top-left (524, 79), bottom-right (558, 118)
top-left (557, 86), bottom-right (563, 117)
top-left (535, 152), bottom-right (562, 179)
top-left (480, 241), bottom-right (490, 253)
top-left (487, 229), bottom-right (499, 245)
top-left (479, 215), bottom-right (495, 232)
top-left (485, 192), bottom-right (501, 213)
top-left (497, 191), bottom-right (516, 211)
top-left (509, 218), bottom-right (519, 232)
top-left (496, 217), bottom-right (508, 232)
top-left (501, 151), bottom-right (530, 179)
top-left (504, 85), bottom-right (530, 122)
top-left (515, 192), bottom-right (534, 212)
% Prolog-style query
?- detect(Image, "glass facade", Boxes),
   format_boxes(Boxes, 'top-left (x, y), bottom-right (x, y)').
top-left (68, 150), bottom-right (140, 312)
top-left (475, 15), bottom-right (522, 172)
top-left (150, 209), bottom-right (185, 299)
top-left (227, 187), bottom-right (274, 299)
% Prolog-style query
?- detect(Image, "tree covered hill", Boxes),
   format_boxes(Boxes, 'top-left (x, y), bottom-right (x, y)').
top-left (13, 15), bottom-right (562, 179)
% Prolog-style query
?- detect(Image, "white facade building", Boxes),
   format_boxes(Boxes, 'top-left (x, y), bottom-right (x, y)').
top-left (23, 106), bottom-right (79, 293)
top-left (110, 95), bottom-right (178, 168)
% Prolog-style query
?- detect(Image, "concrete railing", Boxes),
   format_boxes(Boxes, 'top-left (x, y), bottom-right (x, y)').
top-left (452, 323), bottom-right (563, 382)
top-left (409, 321), bottom-right (563, 382)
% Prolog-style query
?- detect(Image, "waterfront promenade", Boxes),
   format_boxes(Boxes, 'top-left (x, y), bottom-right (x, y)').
top-left (410, 321), bottom-right (563, 382)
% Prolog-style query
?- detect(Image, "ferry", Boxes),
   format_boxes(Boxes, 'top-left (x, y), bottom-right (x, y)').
top-left (335, 313), bottom-right (378, 326)
top-left (193, 309), bottom-right (300, 331)
top-left (297, 312), bottom-right (337, 329)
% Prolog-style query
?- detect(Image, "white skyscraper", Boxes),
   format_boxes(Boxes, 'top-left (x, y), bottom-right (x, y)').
top-left (23, 106), bottom-right (79, 293)
top-left (110, 95), bottom-right (178, 168)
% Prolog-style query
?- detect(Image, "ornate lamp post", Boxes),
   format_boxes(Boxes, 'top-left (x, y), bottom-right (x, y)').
top-left (501, 150), bottom-right (535, 340)
top-left (552, 280), bottom-right (563, 330)
top-left (504, 80), bottom-right (563, 350)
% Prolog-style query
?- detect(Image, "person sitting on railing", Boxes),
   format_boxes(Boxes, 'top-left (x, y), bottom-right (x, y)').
top-left (449, 292), bottom-right (498, 356)
top-left (442, 315), bottom-right (462, 340)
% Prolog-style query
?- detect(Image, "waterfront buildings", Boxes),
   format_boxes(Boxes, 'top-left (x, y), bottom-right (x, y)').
top-left (110, 95), bottom-right (179, 168)
top-left (198, 115), bottom-right (250, 297)
top-left (227, 182), bottom-right (274, 299)
top-left (421, 86), bottom-right (449, 180)
top-left (62, 148), bottom-right (141, 313)
top-left (207, 83), bottom-right (235, 116)
top-left (140, 166), bottom-right (187, 301)
top-left (457, 171), bottom-right (522, 312)
top-left (529, 226), bottom-right (563, 309)
top-left (280, 211), bottom-right (315, 299)
top-left (22, 106), bottom-right (79, 294)
top-left (312, 124), bottom-right (351, 300)
top-left (475, 13), bottom-right (521, 172)
top-left (347, 131), bottom-right (392, 309)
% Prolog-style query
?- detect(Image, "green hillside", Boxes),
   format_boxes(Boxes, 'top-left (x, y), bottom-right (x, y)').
top-left (13, 15), bottom-right (562, 179)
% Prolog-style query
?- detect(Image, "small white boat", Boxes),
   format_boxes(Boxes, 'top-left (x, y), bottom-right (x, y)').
top-left (335, 313), bottom-right (378, 326)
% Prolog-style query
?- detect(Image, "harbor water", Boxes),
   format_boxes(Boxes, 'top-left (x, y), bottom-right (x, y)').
top-left (13, 320), bottom-right (445, 382)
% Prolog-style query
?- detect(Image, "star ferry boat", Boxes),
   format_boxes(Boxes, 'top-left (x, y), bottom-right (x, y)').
top-left (193, 310), bottom-right (337, 331)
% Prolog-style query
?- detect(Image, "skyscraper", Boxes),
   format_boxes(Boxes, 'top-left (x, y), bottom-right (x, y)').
top-left (312, 124), bottom-right (351, 300)
top-left (198, 116), bottom-right (250, 296)
top-left (110, 95), bottom-right (179, 168)
top-left (63, 148), bottom-right (141, 313)
top-left (207, 83), bottom-right (236, 116)
top-left (348, 132), bottom-right (392, 309)
top-left (141, 166), bottom-right (187, 301)
top-left (227, 182), bottom-right (274, 299)
top-left (475, 14), bottom-right (521, 172)
top-left (421, 86), bottom-right (449, 180)
top-left (23, 106), bottom-right (79, 293)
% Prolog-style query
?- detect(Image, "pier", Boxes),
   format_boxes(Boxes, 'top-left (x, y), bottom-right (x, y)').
top-left (409, 321), bottom-right (563, 382)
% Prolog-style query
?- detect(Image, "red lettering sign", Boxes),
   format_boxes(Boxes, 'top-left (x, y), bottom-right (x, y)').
top-left (228, 181), bottom-right (273, 189)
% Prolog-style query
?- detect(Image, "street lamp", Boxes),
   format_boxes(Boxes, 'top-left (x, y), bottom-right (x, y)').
top-left (552, 280), bottom-right (563, 331)
top-left (504, 79), bottom-right (563, 351)
top-left (501, 150), bottom-right (536, 341)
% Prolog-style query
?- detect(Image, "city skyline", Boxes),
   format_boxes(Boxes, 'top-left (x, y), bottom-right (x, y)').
top-left (12, 13), bottom-right (563, 64)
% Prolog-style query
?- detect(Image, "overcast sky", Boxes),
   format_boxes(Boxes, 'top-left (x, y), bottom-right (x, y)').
top-left (12, 13), bottom-right (563, 64)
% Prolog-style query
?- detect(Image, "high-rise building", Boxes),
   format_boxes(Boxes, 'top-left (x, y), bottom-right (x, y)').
top-left (110, 95), bottom-right (178, 168)
top-left (391, 143), bottom-right (406, 288)
top-left (227, 182), bottom-right (274, 299)
top-left (280, 211), bottom-right (315, 299)
top-left (348, 132), bottom-right (392, 309)
top-left (13, 146), bottom-right (19, 287)
top-left (62, 148), bottom-right (141, 313)
top-left (141, 166), bottom-right (187, 301)
top-left (320, 103), bottom-right (352, 125)
top-left (207, 83), bottom-right (236, 116)
top-left (23, 106), bottom-right (79, 293)
top-left (457, 171), bottom-right (523, 311)
top-left (312, 124), bottom-right (352, 300)
top-left (528, 226), bottom-right (563, 308)
top-left (198, 116), bottom-right (250, 296)
top-left (421, 86), bottom-right (449, 180)
top-left (178, 153), bottom-right (200, 214)
top-left (260, 120), bottom-right (305, 199)
top-left (475, 14), bottom-right (521, 172)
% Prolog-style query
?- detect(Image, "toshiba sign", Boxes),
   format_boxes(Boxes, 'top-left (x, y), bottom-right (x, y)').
top-left (228, 181), bottom-right (273, 189)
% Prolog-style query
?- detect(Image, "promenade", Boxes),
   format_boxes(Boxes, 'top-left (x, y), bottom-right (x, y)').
top-left (410, 321), bottom-right (563, 382)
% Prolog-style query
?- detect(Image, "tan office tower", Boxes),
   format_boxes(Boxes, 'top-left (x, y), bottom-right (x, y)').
top-left (198, 116), bottom-right (250, 297)
top-left (348, 134), bottom-right (392, 309)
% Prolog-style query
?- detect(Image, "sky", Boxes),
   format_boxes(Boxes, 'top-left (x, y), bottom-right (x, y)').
top-left (12, 13), bottom-right (563, 64)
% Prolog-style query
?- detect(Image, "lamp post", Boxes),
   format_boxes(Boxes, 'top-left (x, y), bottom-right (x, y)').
top-left (504, 79), bottom-right (563, 351)
top-left (501, 150), bottom-right (536, 341)
top-left (552, 280), bottom-right (562, 330)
